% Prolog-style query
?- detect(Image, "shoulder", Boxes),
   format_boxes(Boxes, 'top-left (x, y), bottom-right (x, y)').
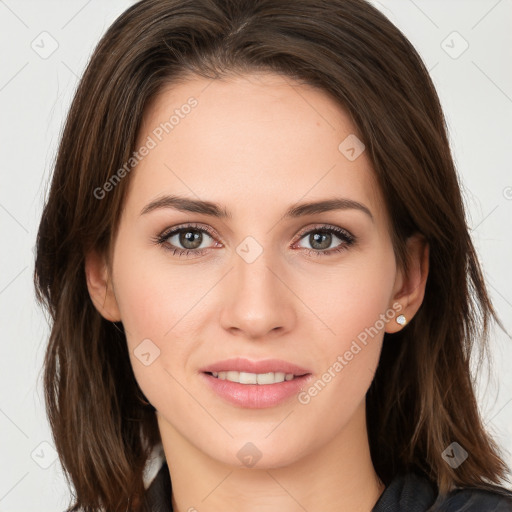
top-left (432, 485), bottom-right (512, 512)
top-left (373, 472), bottom-right (512, 512)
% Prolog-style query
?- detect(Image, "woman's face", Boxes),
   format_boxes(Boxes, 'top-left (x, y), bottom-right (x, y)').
top-left (102, 73), bottom-right (405, 468)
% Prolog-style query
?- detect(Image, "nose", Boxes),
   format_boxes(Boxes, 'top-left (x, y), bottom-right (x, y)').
top-left (219, 247), bottom-right (297, 340)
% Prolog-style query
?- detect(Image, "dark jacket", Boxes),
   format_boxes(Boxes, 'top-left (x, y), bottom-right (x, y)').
top-left (142, 461), bottom-right (512, 511)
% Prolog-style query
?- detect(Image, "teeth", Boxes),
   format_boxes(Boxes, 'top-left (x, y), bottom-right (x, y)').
top-left (210, 371), bottom-right (297, 384)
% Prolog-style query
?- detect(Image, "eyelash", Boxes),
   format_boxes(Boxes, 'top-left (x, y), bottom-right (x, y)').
top-left (152, 222), bottom-right (356, 258)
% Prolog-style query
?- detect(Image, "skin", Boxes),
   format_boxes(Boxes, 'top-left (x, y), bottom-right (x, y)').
top-left (86, 72), bottom-right (429, 512)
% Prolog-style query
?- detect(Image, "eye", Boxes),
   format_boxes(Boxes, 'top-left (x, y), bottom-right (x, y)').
top-left (153, 223), bottom-right (219, 258)
top-left (293, 224), bottom-right (356, 257)
top-left (153, 223), bottom-right (356, 258)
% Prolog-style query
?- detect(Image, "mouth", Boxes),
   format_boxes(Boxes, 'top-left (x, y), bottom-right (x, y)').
top-left (200, 369), bottom-right (313, 408)
top-left (204, 370), bottom-right (309, 385)
top-left (199, 358), bottom-right (312, 407)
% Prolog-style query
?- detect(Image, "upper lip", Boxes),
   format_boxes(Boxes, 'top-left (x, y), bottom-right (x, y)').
top-left (200, 357), bottom-right (311, 376)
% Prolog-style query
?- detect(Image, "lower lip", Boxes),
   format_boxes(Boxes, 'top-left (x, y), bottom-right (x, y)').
top-left (201, 372), bottom-right (313, 409)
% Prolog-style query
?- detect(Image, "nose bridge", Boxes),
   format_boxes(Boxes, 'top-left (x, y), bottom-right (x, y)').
top-left (219, 238), bottom-right (295, 338)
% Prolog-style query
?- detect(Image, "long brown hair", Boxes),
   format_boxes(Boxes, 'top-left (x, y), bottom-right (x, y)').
top-left (33, 0), bottom-right (511, 510)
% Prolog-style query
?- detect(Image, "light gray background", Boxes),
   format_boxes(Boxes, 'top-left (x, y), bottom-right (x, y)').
top-left (0, 0), bottom-right (511, 510)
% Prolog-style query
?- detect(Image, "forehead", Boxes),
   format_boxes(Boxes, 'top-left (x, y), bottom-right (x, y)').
top-left (126, 73), bottom-right (386, 226)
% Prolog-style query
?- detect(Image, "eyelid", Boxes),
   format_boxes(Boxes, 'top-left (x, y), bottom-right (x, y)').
top-left (293, 223), bottom-right (354, 243)
top-left (157, 222), bottom-right (220, 243)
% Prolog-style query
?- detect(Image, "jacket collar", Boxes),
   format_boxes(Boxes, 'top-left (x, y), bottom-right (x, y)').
top-left (143, 441), bottom-right (166, 490)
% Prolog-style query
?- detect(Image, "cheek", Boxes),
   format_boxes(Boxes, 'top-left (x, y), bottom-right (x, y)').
top-left (295, 246), bottom-right (396, 401)
top-left (112, 260), bottom-right (204, 421)
top-left (109, 233), bottom-right (201, 394)
top-left (111, 232), bottom-right (206, 342)
top-left (299, 245), bottom-right (396, 344)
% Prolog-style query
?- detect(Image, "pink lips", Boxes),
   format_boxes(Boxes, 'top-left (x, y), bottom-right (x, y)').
top-left (199, 357), bottom-right (313, 409)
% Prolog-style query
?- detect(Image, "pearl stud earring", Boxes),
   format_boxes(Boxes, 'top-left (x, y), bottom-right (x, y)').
top-left (396, 314), bottom-right (406, 326)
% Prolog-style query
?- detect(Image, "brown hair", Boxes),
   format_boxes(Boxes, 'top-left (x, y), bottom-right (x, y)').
top-left (33, 0), bottom-right (511, 510)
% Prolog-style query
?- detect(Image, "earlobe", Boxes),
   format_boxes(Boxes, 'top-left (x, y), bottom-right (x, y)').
top-left (84, 249), bottom-right (121, 322)
top-left (385, 233), bottom-right (429, 333)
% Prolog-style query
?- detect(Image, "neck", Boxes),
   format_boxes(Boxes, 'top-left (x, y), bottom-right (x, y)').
top-left (158, 401), bottom-right (385, 512)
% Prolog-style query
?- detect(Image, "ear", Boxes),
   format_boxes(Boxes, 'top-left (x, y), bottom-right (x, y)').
top-left (84, 249), bottom-right (121, 322)
top-left (385, 233), bottom-right (429, 333)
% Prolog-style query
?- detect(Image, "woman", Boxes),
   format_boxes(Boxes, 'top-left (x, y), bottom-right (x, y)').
top-left (33, 0), bottom-right (512, 510)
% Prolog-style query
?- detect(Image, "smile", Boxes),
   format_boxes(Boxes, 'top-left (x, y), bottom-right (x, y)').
top-left (207, 371), bottom-right (300, 384)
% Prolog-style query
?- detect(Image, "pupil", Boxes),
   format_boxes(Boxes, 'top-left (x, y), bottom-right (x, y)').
top-left (311, 232), bottom-right (331, 250)
top-left (180, 230), bottom-right (202, 249)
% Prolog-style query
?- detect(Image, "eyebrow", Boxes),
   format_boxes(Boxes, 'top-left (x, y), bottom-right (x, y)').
top-left (139, 195), bottom-right (374, 222)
